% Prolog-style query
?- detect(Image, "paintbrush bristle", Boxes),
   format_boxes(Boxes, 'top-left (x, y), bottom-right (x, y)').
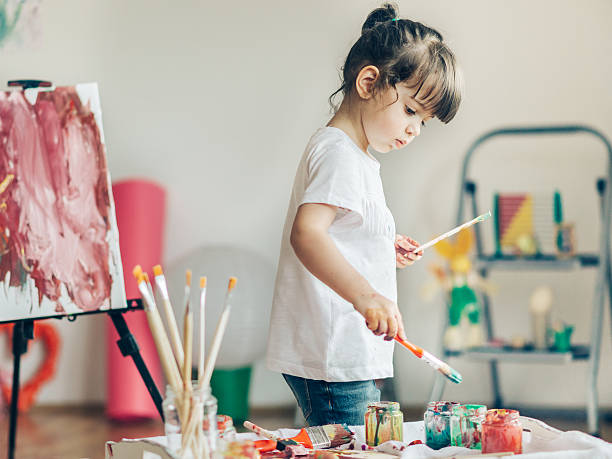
top-left (477, 210), bottom-right (492, 222)
top-left (228, 277), bottom-right (237, 291)
top-left (324, 424), bottom-right (354, 448)
top-left (153, 265), bottom-right (163, 276)
top-left (185, 269), bottom-right (192, 285)
top-left (132, 265), bottom-right (143, 279)
top-left (439, 363), bottom-right (463, 384)
top-left (200, 276), bottom-right (207, 288)
top-left (143, 272), bottom-right (151, 284)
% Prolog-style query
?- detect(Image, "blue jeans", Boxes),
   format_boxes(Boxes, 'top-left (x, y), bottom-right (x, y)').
top-left (283, 374), bottom-right (380, 426)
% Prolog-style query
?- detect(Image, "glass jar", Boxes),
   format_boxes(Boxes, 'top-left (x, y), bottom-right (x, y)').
top-left (481, 409), bottom-right (522, 454)
top-left (365, 401), bottom-right (403, 446)
top-left (215, 415), bottom-right (237, 441)
top-left (162, 383), bottom-right (205, 455)
top-left (201, 384), bottom-right (219, 452)
top-left (424, 401), bottom-right (460, 449)
top-left (449, 404), bottom-right (487, 449)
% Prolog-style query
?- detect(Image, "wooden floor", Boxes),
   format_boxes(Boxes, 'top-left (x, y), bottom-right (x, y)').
top-left (0, 405), bottom-right (610, 458)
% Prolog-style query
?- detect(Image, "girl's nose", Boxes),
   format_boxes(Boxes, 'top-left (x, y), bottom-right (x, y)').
top-left (406, 120), bottom-right (421, 137)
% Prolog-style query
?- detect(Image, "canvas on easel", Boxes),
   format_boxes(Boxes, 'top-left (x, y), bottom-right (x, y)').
top-left (0, 82), bottom-right (126, 322)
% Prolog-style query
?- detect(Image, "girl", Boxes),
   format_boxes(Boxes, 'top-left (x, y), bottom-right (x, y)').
top-left (266, 3), bottom-right (462, 426)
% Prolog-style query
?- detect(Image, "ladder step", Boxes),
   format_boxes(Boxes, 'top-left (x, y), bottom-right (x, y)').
top-left (445, 345), bottom-right (590, 363)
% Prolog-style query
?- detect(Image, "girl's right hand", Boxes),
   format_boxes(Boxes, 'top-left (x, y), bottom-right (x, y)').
top-left (353, 292), bottom-right (407, 341)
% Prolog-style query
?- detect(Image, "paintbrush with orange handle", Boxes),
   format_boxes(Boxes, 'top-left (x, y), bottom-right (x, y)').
top-left (394, 336), bottom-right (462, 384)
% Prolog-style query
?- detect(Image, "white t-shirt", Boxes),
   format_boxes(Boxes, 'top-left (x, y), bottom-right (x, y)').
top-left (266, 126), bottom-right (396, 382)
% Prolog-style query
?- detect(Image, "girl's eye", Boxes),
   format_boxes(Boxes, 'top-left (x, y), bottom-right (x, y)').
top-left (406, 105), bottom-right (426, 127)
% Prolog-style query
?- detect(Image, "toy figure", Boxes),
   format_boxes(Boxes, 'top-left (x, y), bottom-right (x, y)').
top-left (425, 229), bottom-right (493, 351)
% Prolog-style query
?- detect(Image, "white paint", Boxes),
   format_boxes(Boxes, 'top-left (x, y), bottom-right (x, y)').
top-left (0, 0), bottom-right (610, 410)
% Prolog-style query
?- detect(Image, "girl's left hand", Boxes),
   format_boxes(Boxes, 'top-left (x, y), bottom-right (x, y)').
top-left (395, 234), bottom-right (423, 268)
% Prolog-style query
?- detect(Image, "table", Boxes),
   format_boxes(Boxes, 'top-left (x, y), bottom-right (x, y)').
top-left (105, 417), bottom-right (612, 458)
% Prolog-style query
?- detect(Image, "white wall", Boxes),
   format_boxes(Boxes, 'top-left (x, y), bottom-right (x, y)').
top-left (0, 0), bottom-right (611, 410)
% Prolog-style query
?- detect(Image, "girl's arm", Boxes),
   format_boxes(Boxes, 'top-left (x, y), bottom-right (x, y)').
top-left (290, 202), bottom-right (406, 341)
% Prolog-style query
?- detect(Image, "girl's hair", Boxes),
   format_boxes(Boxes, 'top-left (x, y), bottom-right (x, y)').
top-left (330, 3), bottom-right (462, 123)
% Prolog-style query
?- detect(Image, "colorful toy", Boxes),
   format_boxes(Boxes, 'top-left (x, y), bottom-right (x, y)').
top-left (494, 190), bottom-right (572, 256)
top-left (427, 229), bottom-right (492, 351)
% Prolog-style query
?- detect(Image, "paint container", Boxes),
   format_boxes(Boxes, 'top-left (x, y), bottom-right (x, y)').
top-left (162, 384), bottom-right (204, 455)
top-left (215, 415), bottom-right (237, 441)
top-left (365, 401), bottom-right (403, 446)
top-left (481, 409), bottom-right (522, 454)
top-left (449, 404), bottom-right (487, 449)
top-left (424, 401), bottom-right (460, 449)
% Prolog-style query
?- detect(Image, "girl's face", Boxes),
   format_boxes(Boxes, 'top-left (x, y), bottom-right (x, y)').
top-left (361, 83), bottom-right (433, 154)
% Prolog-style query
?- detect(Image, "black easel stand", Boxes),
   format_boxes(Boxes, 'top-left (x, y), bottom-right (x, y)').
top-left (7, 320), bottom-right (33, 459)
top-left (108, 307), bottom-right (164, 419)
top-left (6, 301), bottom-right (164, 459)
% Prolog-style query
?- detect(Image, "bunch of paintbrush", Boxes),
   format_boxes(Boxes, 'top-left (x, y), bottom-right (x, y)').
top-left (133, 264), bottom-right (237, 458)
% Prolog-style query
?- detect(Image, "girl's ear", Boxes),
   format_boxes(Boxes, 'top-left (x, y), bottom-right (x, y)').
top-left (355, 65), bottom-right (380, 100)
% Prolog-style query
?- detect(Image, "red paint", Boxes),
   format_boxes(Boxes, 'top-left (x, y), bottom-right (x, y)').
top-left (481, 409), bottom-right (522, 454)
top-left (0, 87), bottom-right (112, 312)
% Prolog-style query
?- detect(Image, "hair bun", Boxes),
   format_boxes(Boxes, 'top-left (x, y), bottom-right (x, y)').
top-left (361, 3), bottom-right (398, 34)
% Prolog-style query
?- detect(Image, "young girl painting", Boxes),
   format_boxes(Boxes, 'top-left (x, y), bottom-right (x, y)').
top-left (266, 3), bottom-right (462, 426)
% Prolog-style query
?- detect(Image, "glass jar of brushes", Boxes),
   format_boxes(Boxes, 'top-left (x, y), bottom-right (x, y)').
top-left (162, 382), bottom-right (218, 457)
top-left (201, 384), bottom-right (219, 451)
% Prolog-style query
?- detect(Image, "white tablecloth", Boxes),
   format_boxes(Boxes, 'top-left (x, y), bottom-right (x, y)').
top-left (106, 417), bottom-right (612, 459)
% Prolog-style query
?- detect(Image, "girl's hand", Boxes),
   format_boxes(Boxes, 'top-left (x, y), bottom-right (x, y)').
top-left (395, 234), bottom-right (423, 268)
top-left (353, 292), bottom-right (407, 341)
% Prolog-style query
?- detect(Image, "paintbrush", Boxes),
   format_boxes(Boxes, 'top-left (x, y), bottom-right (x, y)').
top-left (153, 265), bottom-right (185, 366)
top-left (399, 211), bottom-right (492, 256)
top-left (132, 266), bottom-right (181, 391)
top-left (201, 277), bottom-right (236, 386)
top-left (183, 269), bottom-right (192, 313)
top-left (394, 336), bottom-right (462, 384)
top-left (243, 421), bottom-right (300, 451)
top-left (197, 276), bottom-right (207, 386)
top-left (244, 420), bottom-right (353, 450)
top-left (180, 302), bottom-right (194, 450)
top-left (133, 266), bottom-right (202, 458)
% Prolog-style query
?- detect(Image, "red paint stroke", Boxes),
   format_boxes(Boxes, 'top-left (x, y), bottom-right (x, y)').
top-left (0, 87), bottom-right (112, 312)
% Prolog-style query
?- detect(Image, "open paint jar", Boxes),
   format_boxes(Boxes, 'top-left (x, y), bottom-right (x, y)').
top-left (424, 401), bottom-right (460, 449)
top-left (449, 404), bottom-right (487, 449)
top-left (365, 401), bottom-right (403, 446)
top-left (481, 409), bottom-right (522, 454)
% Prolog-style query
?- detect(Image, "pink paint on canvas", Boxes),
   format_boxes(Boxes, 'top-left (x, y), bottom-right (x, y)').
top-left (0, 83), bottom-right (125, 321)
